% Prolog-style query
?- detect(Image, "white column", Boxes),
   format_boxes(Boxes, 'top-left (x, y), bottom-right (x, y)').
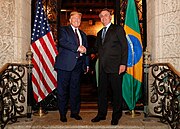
top-left (0, 0), bottom-right (31, 67)
top-left (147, 0), bottom-right (180, 71)
top-left (147, 0), bottom-right (180, 116)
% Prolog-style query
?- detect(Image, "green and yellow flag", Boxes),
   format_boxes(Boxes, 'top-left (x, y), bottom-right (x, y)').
top-left (122, 0), bottom-right (143, 110)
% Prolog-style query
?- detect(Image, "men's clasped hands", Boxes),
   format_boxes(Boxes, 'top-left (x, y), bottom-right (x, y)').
top-left (78, 45), bottom-right (86, 54)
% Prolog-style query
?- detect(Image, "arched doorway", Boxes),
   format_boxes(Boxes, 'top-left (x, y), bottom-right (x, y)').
top-left (31, 0), bottom-right (146, 111)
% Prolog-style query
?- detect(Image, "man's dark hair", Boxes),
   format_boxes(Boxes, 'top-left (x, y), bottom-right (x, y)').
top-left (99, 8), bottom-right (113, 15)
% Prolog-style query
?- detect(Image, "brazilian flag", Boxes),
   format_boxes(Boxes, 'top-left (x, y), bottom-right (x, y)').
top-left (122, 0), bottom-right (143, 110)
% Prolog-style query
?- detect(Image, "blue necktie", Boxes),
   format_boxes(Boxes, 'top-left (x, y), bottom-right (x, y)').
top-left (102, 27), bottom-right (107, 43)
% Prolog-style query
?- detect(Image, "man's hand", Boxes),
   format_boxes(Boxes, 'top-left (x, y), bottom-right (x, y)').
top-left (78, 45), bottom-right (86, 53)
top-left (119, 65), bottom-right (126, 75)
top-left (84, 66), bottom-right (89, 74)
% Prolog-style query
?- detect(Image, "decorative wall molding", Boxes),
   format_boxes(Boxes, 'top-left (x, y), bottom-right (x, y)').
top-left (147, 0), bottom-right (180, 72)
top-left (0, 0), bottom-right (31, 68)
top-left (0, 0), bottom-right (15, 66)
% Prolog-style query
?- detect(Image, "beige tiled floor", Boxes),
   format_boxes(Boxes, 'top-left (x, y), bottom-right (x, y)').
top-left (5, 110), bottom-right (170, 129)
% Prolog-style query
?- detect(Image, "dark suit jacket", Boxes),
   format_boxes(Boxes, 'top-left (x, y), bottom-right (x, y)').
top-left (54, 25), bottom-right (89, 71)
top-left (92, 23), bottom-right (128, 73)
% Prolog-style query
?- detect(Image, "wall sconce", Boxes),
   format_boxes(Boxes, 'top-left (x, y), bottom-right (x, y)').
top-left (89, 19), bottom-right (95, 25)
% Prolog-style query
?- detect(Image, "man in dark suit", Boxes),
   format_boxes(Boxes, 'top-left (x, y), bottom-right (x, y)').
top-left (54, 11), bottom-right (89, 122)
top-left (90, 8), bottom-right (128, 125)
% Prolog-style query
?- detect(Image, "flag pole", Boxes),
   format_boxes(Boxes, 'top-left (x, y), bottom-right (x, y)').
top-left (123, 0), bottom-right (143, 118)
top-left (125, 110), bottom-right (141, 118)
top-left (31, 0), bottom-right (58, 115)
top-left (26, 48), bottom-right (33, 121)
top-left (33, 101), bottom-right (48, 117)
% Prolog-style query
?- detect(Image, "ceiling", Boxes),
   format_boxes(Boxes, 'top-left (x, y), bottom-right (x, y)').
top-left (61, 0), bottom-right (114, 20)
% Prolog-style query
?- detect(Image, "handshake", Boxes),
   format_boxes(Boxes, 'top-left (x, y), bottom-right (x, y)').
top-left (78, 45), bottom-right (87, 54)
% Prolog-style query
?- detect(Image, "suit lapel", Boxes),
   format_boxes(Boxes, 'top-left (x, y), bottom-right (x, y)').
top-left (103, 24), bottom-right (113, 44)
top-left (99, 29), bottom-right (104, 45)
top-left (69, 25), bottom-right (85, 46)
top-left (68, 25), bottom-right (77, 44)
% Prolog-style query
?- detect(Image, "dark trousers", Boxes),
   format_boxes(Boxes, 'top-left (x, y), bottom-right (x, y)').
top-left (98, 68), bottom-right (123, 119)
top-left (57, 59), bottom-right (83, 116)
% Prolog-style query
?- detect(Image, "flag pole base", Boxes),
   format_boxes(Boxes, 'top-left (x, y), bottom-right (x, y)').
top-left (125, 110), bottom-right (141, 118)
top-left (33, 106), bottom-right (48, 117)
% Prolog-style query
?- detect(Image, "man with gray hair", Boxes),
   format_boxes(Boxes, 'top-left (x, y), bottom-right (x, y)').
top-left (89, 8), bottom-right (128, 125)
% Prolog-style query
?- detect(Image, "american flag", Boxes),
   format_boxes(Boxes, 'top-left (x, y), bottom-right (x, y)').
top-left (31, 0), bottom-right (58, 102)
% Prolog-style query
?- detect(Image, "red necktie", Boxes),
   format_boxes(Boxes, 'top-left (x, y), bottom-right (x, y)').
top-left (75, 29), bottom-right (81, 57)
top-left (75, 29), bottom-right (80, 46)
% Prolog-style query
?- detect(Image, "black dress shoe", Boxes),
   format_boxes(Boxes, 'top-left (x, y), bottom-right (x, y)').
top-left (70, 114), bottom-right (82, 120)
top-left (60, 115), bottom-right (67, 122)
top-left (111, 119), bottom-right (119, 125)
top-left (91, 116), bottom-right (106, 122)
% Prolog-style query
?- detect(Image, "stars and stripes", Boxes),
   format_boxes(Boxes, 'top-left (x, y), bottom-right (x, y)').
top-left (31, 0), bottom-right (58, 102)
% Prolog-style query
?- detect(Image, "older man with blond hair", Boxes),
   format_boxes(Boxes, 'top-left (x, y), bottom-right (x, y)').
top-left (54, 11), bottom-right (89, 122)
